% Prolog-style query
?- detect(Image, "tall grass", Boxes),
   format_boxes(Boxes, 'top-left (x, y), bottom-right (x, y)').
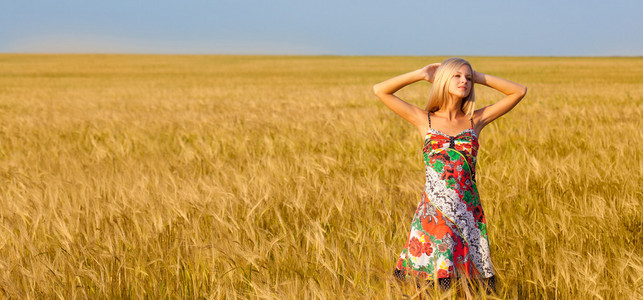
top-left (0, 54), bottom-right (641, 298)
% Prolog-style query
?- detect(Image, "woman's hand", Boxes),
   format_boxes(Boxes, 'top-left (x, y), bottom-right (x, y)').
top-left (419, 63), bottom-right (441, 83)
top-left (473, 70), bottom-right (486, 85)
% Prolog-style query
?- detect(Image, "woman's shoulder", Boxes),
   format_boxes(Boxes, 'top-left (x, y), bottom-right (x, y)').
top-left (415, 109), bottom-right (431, 135)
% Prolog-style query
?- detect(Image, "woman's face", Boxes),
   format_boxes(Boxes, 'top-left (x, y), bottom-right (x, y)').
top-left (447, 64), bottom-right (473, 99)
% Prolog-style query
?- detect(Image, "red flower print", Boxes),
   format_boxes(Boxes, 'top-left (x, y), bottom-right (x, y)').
top-left (409, 237), bottom-right (422, 257)
top-left (422, 242), bottom-right (433, 256)
top-left (396, 259), bottom-right (404, 270)
top-left (420, 211), bottom-right (451, 239)
top-left (438, 268), bottom-right (449, 278)
top-left (438, 243), bottom-right (448, 252)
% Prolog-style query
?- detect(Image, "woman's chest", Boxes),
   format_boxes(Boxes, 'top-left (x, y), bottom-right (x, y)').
top-left (422, 132), bottom-right (479, 158)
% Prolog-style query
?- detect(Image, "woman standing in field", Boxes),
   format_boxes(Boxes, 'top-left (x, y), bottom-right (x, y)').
top-left (373, 58), bottom-right (527, 293)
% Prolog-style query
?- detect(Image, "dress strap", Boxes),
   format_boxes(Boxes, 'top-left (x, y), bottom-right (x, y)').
top-left (428, 112), bottom-right (432, 128)
top-left (470, 118), bottom-right (474, 129)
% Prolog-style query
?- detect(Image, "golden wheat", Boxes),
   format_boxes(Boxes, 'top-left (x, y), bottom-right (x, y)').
top-left (0, 54), bottom-right (641, 299)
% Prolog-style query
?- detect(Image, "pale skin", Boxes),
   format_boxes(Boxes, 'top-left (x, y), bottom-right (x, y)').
top-left (373, 63), bottom-right (527, 138)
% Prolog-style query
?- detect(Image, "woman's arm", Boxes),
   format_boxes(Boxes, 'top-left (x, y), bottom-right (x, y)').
top-left (473, 72), bottom-right (528, 129)
top-left (373, 64), bottom-right (439, 129)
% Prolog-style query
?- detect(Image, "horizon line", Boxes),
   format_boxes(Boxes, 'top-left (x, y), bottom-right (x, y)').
top-left (1, 52), bottom-right (641, 58)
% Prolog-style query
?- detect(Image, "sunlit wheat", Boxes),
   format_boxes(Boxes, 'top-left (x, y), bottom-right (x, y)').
top-left (0, 55), bottom-right (641, 299)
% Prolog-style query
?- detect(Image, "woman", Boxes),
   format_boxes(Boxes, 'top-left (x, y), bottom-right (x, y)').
top-left (373, 57), bottom-right (527, 292)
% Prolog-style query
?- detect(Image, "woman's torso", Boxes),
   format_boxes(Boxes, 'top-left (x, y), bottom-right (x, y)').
top-left (422, 113), bottom-right (479, 181)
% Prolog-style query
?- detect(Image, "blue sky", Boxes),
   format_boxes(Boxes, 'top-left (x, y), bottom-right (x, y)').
top-left (2, 0), bottom-right (641, 56)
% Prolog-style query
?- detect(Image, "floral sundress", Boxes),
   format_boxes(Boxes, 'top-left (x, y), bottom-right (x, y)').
top-left (394, 115), bottom-right (494, 281)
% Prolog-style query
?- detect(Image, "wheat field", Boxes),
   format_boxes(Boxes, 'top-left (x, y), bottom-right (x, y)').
top-left (0, 54), bottom-right (641, 299)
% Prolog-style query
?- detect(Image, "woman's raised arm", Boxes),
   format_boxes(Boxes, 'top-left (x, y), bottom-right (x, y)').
top-left (473, 72), bottom-right (528, 129)
top-left (373, 64), bottom-right (439, 129)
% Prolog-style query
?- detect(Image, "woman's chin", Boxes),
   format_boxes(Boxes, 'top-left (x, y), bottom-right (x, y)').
top-left (449, 92), bottom-right (469, 99)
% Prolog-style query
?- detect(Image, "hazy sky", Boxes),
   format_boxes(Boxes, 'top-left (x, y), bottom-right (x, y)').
top-left (2, 0), bottom-right (642, 56)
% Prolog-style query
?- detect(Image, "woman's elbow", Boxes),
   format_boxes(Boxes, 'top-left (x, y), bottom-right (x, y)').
top-left (372, 83), bottom-right (381, 96)
top-left (516, 85), bottom-right (528, 99)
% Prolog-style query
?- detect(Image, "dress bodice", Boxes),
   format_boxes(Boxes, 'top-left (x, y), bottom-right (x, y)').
top-left (422, 128), bottom-right (479, 180)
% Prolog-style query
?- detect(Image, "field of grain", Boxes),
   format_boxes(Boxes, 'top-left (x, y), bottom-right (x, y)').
top-left (0, 54), bottom-right (641, 299)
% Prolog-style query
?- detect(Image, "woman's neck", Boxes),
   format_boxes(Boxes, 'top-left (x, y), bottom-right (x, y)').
top-left (436, 97), bottom-right (464, 121)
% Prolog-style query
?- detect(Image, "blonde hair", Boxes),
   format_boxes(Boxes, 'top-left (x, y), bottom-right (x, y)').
top-left (425, 57), bottom-right (476, 118)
